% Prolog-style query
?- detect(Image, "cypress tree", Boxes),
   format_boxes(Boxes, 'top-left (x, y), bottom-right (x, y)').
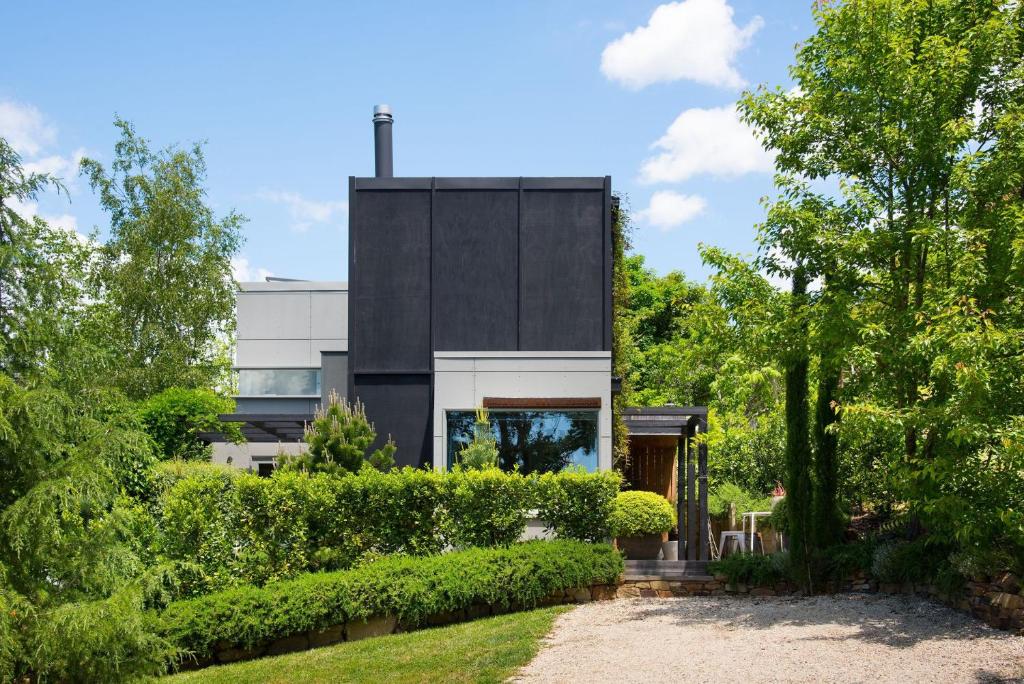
top-left (812, 272), bottom-right (844, 551)
top-left (812, 359), bottom-right (842, 548)
top-left (784, 265), bottom-right (813, 590)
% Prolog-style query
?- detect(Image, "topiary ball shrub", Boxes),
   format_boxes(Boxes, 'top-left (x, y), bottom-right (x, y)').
top-left (609, 491), bottom-right (676, 538)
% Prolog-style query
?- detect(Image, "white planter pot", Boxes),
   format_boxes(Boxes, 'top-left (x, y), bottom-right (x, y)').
top-left (661, 540), bottom-right (679, 561)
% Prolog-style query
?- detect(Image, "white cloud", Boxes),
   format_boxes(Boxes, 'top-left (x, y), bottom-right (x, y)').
top-left (0, 101), bottom-right (57, 156)
top-left (0, 100), bottom-right (86, 194)
top-left (42, 212), bottom-right (79, 233)
top-left (9, 196), bottom-right (87, 244)
top-left (259, 191), bottom-right (347, 233)
top-left (640, 103), bottom-right (774, 183)
top-left (601, 0), bottom-right (763, 90)
top-left (231, 256), bottom-right (275, 283)
top-left (637, 191), bottom-right (707, 231)
top-left (22, 147), bottom-right (87, 182)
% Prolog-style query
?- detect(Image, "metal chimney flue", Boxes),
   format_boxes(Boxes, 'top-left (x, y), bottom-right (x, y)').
top-left (373, 105), bottom-right (393, 178)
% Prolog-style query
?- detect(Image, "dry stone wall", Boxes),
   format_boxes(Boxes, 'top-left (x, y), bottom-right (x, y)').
top-left (616, 569), bottom-right (1024, 635)
top-left (197, 583), bottom-right (621, 668)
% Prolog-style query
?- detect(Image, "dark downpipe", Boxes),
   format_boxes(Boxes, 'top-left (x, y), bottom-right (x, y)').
top-left (373, 105), bottom-right (393, 178)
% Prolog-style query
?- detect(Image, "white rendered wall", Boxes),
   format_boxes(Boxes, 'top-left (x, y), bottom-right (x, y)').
top-left (235, 283), bottom-right (347, 369)
top-left (210, 440), bottom-right (306, 471)
top-left (432, 351), bottom-right (612, 472)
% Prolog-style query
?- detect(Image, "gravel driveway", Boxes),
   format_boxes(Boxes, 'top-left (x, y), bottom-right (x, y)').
top-left (515, 594), bottom-right (1024, 683)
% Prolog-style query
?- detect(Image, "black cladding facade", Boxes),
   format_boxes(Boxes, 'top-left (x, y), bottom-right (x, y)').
top-left (348, 176), bottom-right (613, 468)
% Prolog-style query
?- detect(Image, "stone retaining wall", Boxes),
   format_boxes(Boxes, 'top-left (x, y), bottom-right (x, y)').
top-left (198, 582), bottom-right (621, 668)
top-left (876, 571), bottom-right (1024, 633)
top-left (616, 569), bottom-right (1024, 635)
top-left (616, 576), bottom-right (791, 598)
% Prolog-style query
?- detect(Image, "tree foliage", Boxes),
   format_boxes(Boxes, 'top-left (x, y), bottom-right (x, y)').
top-left (456, 408), bottom-right (500, 470)
top-left (278, 391), bottom-right (396, 475)
top-left (81, 118), bottom-right (244, 399)
top-left (0, 121), bottom-right (246, 678)
top-left (0, 138), bottom-right (97, 385)
top-left (738, 0), bottom-right (1024, 572)
top-left (139, 387), bottom-right (240, 461)
top-left (619, 250), bottom-right (787, 495)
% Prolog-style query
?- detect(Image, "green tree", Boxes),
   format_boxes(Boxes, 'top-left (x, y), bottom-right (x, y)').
top-left (139, 387), bottom-right (240, 461)
top-left (80, 119), bottom-right (245, 399)
top-left (783, 266), bottom-right (813, 589)
top-left (617, 245), bottom-right (788, 495)
top-left (279, 391), bottom-right (396, 475)
top-left (0, 138), bottom-right (97, 384)
top-left (457, 408), bottom-right (499, 470)
top-left (742, 0), bottom-right (1024, 567)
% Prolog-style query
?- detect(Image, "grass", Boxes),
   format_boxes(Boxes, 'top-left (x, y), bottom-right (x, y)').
top-left (163, 606), bottom-right (570, 684)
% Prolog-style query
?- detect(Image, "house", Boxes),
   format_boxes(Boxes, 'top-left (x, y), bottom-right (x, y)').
top-left (210, 106), bottom-right (711, 561)
top-left (210, 279), bottom-right (348, 474)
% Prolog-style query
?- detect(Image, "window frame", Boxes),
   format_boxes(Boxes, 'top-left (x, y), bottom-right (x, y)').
top-left (444, 407), bottom-right (600, 474)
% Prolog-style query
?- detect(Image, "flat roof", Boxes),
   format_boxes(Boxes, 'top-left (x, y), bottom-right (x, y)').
top-left (352, 176), bottom-right (609, 191)
top-left (623, 406), bottom-right (708, 437)
top-left (239, 281), bottom-right (347, 292)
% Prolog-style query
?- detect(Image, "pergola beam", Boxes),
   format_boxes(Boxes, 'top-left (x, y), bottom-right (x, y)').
top-left (624, 406), bottom-right (710, 562)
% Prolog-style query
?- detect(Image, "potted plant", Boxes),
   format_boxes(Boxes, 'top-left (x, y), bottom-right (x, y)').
top-left (609, 491), bottom-right (677, 560)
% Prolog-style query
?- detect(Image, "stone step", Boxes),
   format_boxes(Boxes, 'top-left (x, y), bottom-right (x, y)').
top-left (623, 560), bottom-right (713, 581)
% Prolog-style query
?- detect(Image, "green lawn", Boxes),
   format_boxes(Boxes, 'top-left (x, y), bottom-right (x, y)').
top-left (164, 606), bottom-right (570, 684)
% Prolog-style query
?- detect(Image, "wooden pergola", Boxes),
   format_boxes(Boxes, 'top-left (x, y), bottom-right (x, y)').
top-left (622, 406), bottom-right (710, 562)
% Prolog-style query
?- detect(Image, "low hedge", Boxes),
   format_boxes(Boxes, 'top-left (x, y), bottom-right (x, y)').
top-left (157, 540), bottom-right (623, 661)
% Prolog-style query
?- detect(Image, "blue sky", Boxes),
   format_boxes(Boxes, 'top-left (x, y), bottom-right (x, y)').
top-left (2, 0), bottom-right (812, 283)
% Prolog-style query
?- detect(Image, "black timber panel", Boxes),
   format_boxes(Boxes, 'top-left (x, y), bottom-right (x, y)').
top-left (351, 190), bottom-right (431, 372)
top-left (432, 190), bottom-right (518, 351)
top-left (353, 374), bottom-right (432, 468)
top-left (519, 189), bottom-right (605, 350)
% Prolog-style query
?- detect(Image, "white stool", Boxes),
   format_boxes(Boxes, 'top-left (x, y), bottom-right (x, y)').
top-left (718, 531), bottom-right (746, 558)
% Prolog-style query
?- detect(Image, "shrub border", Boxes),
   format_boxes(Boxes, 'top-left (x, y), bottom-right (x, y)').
top-left (158, 540), bottom-right (624, 669)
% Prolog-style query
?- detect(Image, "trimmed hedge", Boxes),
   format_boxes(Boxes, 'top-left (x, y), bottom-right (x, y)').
top-left (444, 468), bottom-right (533, 548)
top-left (157, 540), bottom-right (623, 661)
top-left (158, 467), bottom-right (621, 592)
top-left (609, 491), bottom-right (676, 537)
top-left (534, 469), bottom-right (621, 543)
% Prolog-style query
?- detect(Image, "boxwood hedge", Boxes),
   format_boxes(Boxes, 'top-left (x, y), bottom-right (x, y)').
top-left (157, 540), bottom-right (623, 661)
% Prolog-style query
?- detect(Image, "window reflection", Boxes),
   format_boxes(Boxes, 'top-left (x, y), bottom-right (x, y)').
top-left (238, 369), bottom-right (321, 396)
top-left (446, 410), bottom-right (598, 473)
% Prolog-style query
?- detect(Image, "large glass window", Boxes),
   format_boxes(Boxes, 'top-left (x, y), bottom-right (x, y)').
top-left (446, 410), bottom-right (599, 474)
top-left (237, 369), bottom-right (321, 396)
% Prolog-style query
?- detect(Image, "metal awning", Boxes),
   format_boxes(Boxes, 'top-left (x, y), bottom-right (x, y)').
top-left (198, 413), bottom-right (312, 444)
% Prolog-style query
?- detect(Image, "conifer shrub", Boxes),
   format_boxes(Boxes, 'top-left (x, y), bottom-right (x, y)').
top-left (157, 540), bottom-right (623, 662)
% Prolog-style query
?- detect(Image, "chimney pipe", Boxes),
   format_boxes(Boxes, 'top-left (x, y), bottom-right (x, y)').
top-left (373, 104), bottom-right (393, 178)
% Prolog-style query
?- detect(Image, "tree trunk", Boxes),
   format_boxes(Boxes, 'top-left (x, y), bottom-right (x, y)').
top-left (812, 358), bottom-right (842, 549)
